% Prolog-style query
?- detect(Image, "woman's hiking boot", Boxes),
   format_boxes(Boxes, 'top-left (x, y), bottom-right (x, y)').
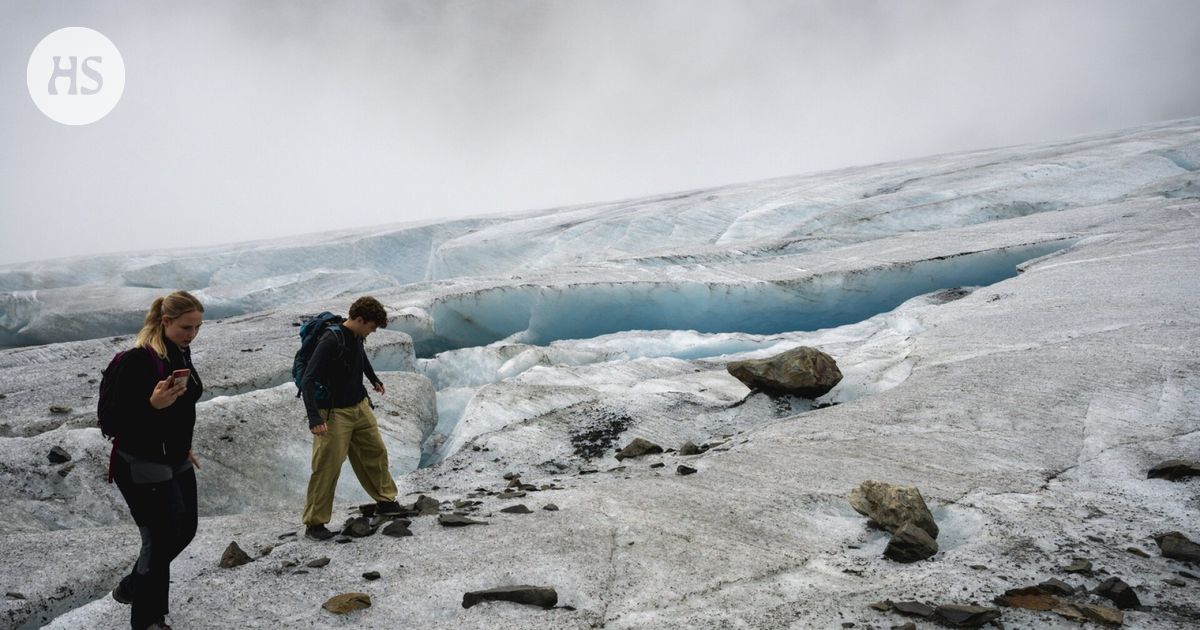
top-left (111, 575), bottom-right (134, 605)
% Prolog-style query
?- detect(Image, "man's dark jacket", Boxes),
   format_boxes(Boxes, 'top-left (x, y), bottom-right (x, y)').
top-left (300, 323), bottom-right (380, 427)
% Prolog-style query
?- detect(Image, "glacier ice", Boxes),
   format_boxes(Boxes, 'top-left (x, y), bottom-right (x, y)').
top-left (1, 117), bottom-right (1199, 629)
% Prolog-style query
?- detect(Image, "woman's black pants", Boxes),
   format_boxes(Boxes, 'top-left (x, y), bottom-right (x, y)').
top-left (113, 458), bottom-right (198, 630)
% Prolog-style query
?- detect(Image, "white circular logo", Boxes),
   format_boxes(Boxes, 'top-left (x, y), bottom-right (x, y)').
top-left (27, 27), bottom-right (125, 126)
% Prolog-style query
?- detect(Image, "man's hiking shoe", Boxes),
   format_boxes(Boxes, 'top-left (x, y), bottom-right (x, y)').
top-left (111, 582), bottom-right (133, 605)
top-left (305, 524), bottom-right (335, 541)
top-left (376, 500), bottom-right (404, 516)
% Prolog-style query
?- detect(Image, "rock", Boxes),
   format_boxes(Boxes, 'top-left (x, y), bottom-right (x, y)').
top-left (650, 462), bottom-right (665, 469)
top-left (381, 520), bottom-right (413, 537)
top-left (725, 346), bottom-right (843, 398)
top-left (439, 514), bottom-right (487, 527)
top-left (322, 592), bottom-right (371, 614)
top-left (335, 536), bottom-right (353, 544)
top-left (868, 601), bottom-right (892, 611)
top-left (848, 480), bottom-right (938, 539)
top-left (883, 522), bottom-right (938, 563)
top-left (48, 405), bottom-right (72, 414)
top-left (1054, 606), bottom-right (1089, 622)
top-left (543, 504), bottom-right (559, 511)
top-left (340, 516), bottom-right (375, 538)
top-left (1165, 578), bottom-right (1186, 587)
top-left (615, 438), bottom-right (663, 461)
top-left (414, 495), bottom-right (440, 516)
top-left (503, 472), bottom-right (521, 480)
top-left (1054, 602), bottom-right (1124, 626)
top-left (1154, 531), bottom-right (1200, 563)
top-left (363, 571), bottom-right (381, 581)
top-left (219, 542), bottom-right (253, 568)
top-left (1063, 557), bottom-right (1092, 574)
top-left (1037, 578), bottom-right (1077, 596)
top-left (500, 504), bottom-right (532, 514)
top-left (933, 604), bottom-right (1001, 627)
top-left (306, 557), bottom-right (330, 568)
top-left (1093, 577), bottom-right (1141, 609)
top-left (994, 586), bottom-right (1058, 611)
top-left (258, 545), bottom-right (274, 556)
top-left (1181, 570), bottom-right (1199, 580)
top-left (677, 465), bottom-right (698, 476)
top-left (6, 592), bottom-right (26, 600)
top-left (1126, 547), bottom-right (1151, 558)
top-left (892, 601), bottom-right (935, 617)
top-left (891, 624), bottom-right (916, 630)
top-left (1147, 459), bottom-right (1200, 481)
top-left (678, 441), bottom-right (703, 456)
top-left (370, 514), bottom-right (398, 528)
top-left (461, 585), bottom-right (558, 609)
top-left (47, 446), bottom-right (72, 464)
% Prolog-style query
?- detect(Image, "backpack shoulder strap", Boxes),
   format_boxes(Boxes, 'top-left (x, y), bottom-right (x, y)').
top-left (326, 325), bottom-right (348, 360)
top-left (143, 347), bottom-right (166, 380)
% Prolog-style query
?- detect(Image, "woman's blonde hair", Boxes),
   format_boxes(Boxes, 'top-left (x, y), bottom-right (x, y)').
top-left (135, 291), bottom-right (205, 358)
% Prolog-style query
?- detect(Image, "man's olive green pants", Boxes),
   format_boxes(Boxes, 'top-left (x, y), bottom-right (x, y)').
top-left (302, 397), bottom-right (398, 526)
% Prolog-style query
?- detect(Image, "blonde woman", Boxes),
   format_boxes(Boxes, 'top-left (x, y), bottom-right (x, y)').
top-left (106, 291), bottom-right (204, 630)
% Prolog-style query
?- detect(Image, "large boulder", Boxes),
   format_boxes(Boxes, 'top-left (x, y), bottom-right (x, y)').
top-left (725, 346), bottom-right (842, 398)
top-left (884, 522), bottom-right (938, 563)
top-left (848, 480), bottom-right (939, 539)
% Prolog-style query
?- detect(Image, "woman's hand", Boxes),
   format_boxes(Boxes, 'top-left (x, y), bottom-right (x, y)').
top-left (149, 376), bottom-right (187, 409)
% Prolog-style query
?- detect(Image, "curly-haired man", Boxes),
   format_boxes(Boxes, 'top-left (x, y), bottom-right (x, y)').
top-left (299, 296), bottom-right (401, 540)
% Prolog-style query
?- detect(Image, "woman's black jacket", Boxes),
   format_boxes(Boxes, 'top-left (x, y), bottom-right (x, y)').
top-left (113, 336), bottom-right (203, 464)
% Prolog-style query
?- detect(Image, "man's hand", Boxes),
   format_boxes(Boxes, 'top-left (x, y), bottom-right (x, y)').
top-left (372, 381), bottom-right (385, 395)
top-left (187, 449), bottom-right (200, 470)
top-left (311, 423), bottom-right (328, 436)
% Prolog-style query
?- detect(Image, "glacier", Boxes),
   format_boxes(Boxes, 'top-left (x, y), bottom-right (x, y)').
top-left (0, 117), bottom-right (1198, 628)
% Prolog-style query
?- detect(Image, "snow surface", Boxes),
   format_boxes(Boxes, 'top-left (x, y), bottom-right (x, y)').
top-left (1, 117), bottom-right (1199, 628)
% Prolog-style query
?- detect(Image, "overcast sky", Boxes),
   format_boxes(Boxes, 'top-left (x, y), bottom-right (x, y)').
top-left (2, 0), bottom-right (1199, 265)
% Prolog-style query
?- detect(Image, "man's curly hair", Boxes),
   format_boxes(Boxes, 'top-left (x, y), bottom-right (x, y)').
top-left (348, 296), bottom-right (388, 328)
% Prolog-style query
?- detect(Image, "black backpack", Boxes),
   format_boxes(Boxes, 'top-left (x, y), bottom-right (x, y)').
top-left (97, 347), bottom-right (165, 440)
top-left (292, 311), bottom-right (347, 403)
top-left (97, 347), bottom-right (166, 483)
